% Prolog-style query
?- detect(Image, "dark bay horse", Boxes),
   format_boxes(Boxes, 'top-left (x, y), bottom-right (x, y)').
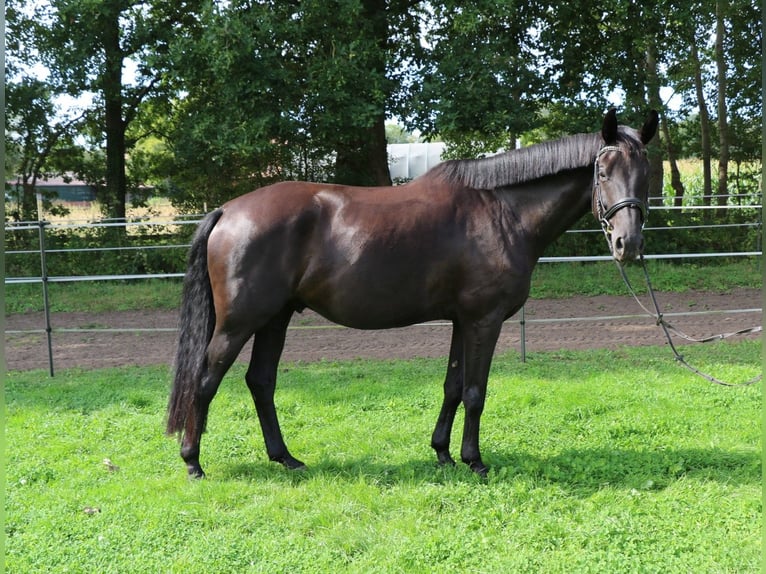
top-left (167, 109), bottom-right (659, 477)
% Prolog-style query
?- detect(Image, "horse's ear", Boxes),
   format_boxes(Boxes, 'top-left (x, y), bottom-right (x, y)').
top-left (601, 108), bottom-right (618, 144)
top-left (641, 109), bottom-right (659, 144)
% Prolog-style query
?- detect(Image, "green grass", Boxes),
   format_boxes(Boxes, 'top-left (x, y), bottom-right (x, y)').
top-left (5, 259), bottom-right (761, 315)
top-left (4, 278), bottom-right (184, 315)
top-left (528, 258), bottom-right (761, 298)
top-left (6, 341), bottom-right (761, 572)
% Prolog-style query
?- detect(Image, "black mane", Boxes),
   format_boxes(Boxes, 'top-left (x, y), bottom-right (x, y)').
top-left (430, 129), bottom-right (642, 190)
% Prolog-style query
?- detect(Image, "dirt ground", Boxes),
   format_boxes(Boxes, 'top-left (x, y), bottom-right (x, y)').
top-left (4, 288), bottom-right (761, 372)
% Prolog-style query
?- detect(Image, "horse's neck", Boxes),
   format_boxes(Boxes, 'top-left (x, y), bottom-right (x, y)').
top-left (500, 166), bottom-right (594, 257)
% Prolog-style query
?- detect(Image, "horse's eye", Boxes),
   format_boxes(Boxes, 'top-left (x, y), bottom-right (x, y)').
top-left (599, 169), bottom-right (608, 180)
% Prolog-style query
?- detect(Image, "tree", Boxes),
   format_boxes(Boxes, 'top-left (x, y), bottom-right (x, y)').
top-left (714, 0), bottom-right (729, 212)
top-left (665, 0), bottom-right (761, 206)
top-left (163, 0), bottom-right (323, 210)
top-left (317, 0), bottom-right (391, 186)
top-left (15, 0), bottom-right (760, 220)
top-left (32, 0), bottom-right (202, 221)
top-left (413, 1), bottom-right (548, 157)
top-left (5, 78), bottom-right (84, 221)
top-left (687, 27), bottom-right (714, 204)
top-left (534, 1), bottom-right (670, 197)
top-left (714, 0), bottom-right (762, 203)
top-left (5, 1), bottom-right (85, 222)
top-left (165, 0), bottom-right (425, 211)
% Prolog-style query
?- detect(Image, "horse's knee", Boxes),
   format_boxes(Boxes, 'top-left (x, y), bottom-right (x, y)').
top-left (447, 378), bottom-right (463, 397)
top-left (462, 385), bottom-right (486, 415)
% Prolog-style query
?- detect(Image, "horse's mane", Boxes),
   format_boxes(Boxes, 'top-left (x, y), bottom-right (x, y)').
top-left (429, 129), bottom-right (641, 190)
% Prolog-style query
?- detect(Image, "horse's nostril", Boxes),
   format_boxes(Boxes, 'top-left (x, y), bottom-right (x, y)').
top-left (614, 236), bottom-right (624, 254)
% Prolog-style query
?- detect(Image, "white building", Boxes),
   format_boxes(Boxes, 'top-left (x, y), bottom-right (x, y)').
top-left (387, 142), bottom-right (447, 182)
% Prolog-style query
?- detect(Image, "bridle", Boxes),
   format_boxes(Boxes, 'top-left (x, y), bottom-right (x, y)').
top-left (593, 148), bottom-right (761, 386)
top-left (592, 145), bottom-right (648, 246)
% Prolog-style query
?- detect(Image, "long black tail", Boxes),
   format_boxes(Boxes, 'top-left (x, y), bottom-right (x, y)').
top-left (166, 208), bottom-right (224, 436)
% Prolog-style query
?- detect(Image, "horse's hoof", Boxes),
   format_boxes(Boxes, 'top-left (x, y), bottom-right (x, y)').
top-left (467, 460), bottom-right (488, 478)
top-left (274, 455), bottom-right (307, 471)
top-left (436, 452), bottom-right (456, 466)
top-left (187, 465), bottom-right (206, 479)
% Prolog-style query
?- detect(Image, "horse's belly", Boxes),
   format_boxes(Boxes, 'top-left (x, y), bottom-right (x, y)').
top-left (301, 291), bottom-right (444, 330)
top-left (296, 268), bottom-right (449, 330)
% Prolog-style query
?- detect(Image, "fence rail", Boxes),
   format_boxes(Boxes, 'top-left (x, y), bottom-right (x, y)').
top-left (5, 205), bottom-right (762, 376)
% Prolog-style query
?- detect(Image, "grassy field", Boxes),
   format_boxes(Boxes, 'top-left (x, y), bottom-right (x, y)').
top-left (4, 258), bottom-right (761, 315)
top-left (6, 341), bottom-right (761, 573)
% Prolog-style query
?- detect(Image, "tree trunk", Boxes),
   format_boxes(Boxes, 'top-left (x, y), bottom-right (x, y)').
top-left (689, 39), bottom-right (713, 206)
top-left (660, 117), bottom-right (685, 207)
top-left (101, 3), bottom-right (127, 223)
top-left (644, 41), bottom-right (664, 202)
top-left (714, 0), bottom-right (729, 215)
top-left (335, 116), bottom-right (392, 186)
top-left (21, 178), bottom-right (40, 222)
top-left (333, 0), bottom-right (392, 187)
top-left (20, 184), bottom-right (39, 221)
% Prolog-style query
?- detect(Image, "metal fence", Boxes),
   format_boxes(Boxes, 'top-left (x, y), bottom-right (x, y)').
top-left (5, 201), bottom-right (762, 375)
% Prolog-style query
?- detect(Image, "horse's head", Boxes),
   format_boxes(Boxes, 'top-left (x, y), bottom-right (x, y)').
top-left (592, 109), bottom-right (659, 263)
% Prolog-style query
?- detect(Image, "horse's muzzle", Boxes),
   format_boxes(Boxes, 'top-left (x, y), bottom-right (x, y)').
top-left (611, 229), bottom-right (644, 263)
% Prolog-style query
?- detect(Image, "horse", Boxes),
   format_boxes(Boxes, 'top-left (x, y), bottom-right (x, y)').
top-left (167, 108), bottom-right (659, 478)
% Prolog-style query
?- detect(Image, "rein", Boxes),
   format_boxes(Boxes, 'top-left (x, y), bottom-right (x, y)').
top-left (615, 255), bottom-right (762, 387)
top-left (590, 145), bottom-right (761, 387)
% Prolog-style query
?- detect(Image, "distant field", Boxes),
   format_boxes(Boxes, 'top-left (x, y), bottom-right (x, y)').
top-left (660, 159), bottom-right (761, 204)
top-left (6, 341), bottom-right (761, 572)
top-left (36, 197), bottom-right (182, 225)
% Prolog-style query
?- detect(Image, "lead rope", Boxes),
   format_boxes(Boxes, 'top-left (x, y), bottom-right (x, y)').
top-left (616, 255), bottom-right (762, 387)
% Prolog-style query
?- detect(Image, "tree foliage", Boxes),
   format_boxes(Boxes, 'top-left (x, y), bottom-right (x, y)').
top-left (5, 78), bottom-right (85, 221)
top-left (163, 0), bottom-right (426, 209)
top-left (411, 1), bottom-right (548, 158)
top-left (18, 0), bottom-right (204, 220)
top-left (5, 0), bottom-right (761, 216)
top-left (5, 0), bottom-right (86, 221)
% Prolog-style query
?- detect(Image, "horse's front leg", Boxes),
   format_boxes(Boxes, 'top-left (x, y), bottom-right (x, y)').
top-left (459, 318), bottom-right (503, 477)
top-left (431, 323), bottom-right (463, 466)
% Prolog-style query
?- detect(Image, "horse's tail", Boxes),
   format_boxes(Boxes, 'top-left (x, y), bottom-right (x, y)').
top-left (166, 208), bottom-right (224, 437)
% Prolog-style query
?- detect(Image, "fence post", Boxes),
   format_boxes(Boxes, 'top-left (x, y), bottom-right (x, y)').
top-left (520, 306), bottom-right (526, 363)
top-left (38, 220), bottom-right (54, 377)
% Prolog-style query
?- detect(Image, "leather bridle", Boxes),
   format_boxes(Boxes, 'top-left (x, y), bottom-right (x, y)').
top-left (592, 145), bottom-right (648, 242)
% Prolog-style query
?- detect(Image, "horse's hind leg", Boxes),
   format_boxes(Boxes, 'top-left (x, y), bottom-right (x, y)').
top-left (431, 324), bottom-right (464, 466)
top-left (245, 307), bottom-right (305, 470)
top-left (181, 329), bottom-right (251, 478)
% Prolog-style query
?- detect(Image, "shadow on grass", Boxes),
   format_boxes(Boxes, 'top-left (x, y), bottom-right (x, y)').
top-left (217, 446), bottom-right (760, 494)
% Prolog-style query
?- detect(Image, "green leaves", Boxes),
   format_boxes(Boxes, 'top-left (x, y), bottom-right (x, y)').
top-left (7, 0), bottom-right (761, 217)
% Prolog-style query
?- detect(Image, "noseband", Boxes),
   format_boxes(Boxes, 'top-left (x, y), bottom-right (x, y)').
top-left (592, 145), bottom-right (648, 237)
